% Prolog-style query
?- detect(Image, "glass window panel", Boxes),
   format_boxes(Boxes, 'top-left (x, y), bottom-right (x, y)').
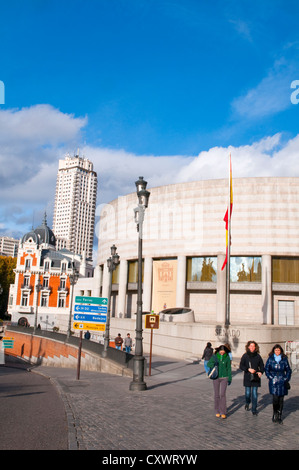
top-left (112, 263), bottom-right (120, 284)
top-left (272, 258), bottom-right (299, 283)
top-left (128, 260), bottom-right (144, 283)
top-left (230, 257), bottom-right (261, 282)
top-left (187, 257), bottom-right (217, 282)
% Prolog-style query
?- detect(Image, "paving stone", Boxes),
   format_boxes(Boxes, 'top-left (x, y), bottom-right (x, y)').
top-left (34, 356), bottom-right (299, 451)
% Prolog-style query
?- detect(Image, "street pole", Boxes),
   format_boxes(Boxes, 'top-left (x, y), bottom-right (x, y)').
top-left (76, 330), bottom-right (83, 380)
top-left (34, 276), bottom-right (42, 334)
top-left (130, 177), bottom-right (150, 391)
top-left (67, 264), bottom-right (79, 341)
top-left (102, 245), bottom-right (120, 358)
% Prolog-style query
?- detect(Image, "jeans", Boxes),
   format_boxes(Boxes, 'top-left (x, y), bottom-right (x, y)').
top-left (245, 386), bottom-right (258, 412)
top-left (204, 360), bottom-right (210, 373)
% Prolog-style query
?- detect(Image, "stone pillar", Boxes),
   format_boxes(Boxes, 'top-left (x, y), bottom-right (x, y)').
top-left (261, 255), bottom-right (272, 324)
top-left (143, 257), bottom-right (153, 312)
top-left (93, 265), bottom-right (102, 297)
top-left (117, 259), bottom-right (128, 317)
top-left (176, 256), bottom-right (186, 307)
top-left (102, 263), bottom-right (109, 299)
top-left (216, 254), bottom-right (226, 323)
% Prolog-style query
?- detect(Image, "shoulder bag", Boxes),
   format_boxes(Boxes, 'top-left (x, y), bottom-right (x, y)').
top-left (208, 357), bottom-right (219, 380)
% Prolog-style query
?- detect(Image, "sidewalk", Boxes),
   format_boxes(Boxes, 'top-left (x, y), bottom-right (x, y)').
top-left (32, 355), bottom-right (299, 451)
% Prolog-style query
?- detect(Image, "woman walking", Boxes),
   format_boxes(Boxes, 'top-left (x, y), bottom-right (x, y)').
top-left (265, 344), bottom-right (292, 424)
top-left (201, 342), bottom-right (213, 374)
top-left (207, 345), bottom-right (232, 419)
top-left (239, 341), bottom-right (264, 415)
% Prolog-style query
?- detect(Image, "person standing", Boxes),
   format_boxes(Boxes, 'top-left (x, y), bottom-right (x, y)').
top-left (84, 330), bottom-right (91, 340)
top-left (265, 344), bottom-right (292, 424)
top-left (207, 345), bottom-right (232, 419)
top-left (124, 333), bottom-right (133, 353)
top-left (239, 341), bottom-right (264, 415)
top-left (201, 342), bottom-right (213, 374)
top-left (115, 333), bottom-right (123, 350)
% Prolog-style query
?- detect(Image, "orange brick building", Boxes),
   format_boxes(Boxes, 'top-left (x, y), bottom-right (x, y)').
top-left (8, 215), bottom-right (93, 332)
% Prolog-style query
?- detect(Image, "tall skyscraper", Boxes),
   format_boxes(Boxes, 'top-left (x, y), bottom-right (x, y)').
top-left (53, 152), bottom-right (97, 260)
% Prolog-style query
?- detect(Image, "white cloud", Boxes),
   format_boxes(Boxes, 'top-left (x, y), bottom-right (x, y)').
top-left (0, 104), bottom-right (87, 145)
top-left (0, 105), bottom-right (86, 236)
top-left (2, 103), bottom-right (299, 242)
top-left (231, 56), bottom-right (296, 120)
top-left (85, 132), bottom-right (299, 211)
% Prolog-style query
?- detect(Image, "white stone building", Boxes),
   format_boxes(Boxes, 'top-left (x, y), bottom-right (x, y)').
top-left (94, 177), bottom-right (299, 359)
top-left (0, 236), bottom-right (19, 257)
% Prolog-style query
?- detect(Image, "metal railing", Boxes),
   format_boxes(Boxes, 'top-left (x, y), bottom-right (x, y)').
top-left (285, 341), bottom-right (299, 372)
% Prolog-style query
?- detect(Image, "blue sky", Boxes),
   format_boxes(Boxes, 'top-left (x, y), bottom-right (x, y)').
top-left (1, 0), bottom-right (299, 251)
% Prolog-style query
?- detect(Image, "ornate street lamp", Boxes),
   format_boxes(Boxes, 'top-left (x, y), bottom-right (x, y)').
top-left (34, 277), bottom-right (42, 334)
top-left (66, 264), bottom-right (79, 340)
top-left (129, 177), bottom-right (150, 391)
top-left (102, 244), bottom-right (120, 357)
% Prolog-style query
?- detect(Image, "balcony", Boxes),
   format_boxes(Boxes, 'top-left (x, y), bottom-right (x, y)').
top-left (58, 286), bottom-right (69, 294)
top-left (21, 283), bottom-right (33, 291)
top-left (42, 286), bottom-right (52, 294)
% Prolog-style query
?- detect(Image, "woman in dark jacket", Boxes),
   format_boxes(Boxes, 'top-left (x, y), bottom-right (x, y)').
top-left (265, 344), bottom-right (292, 424)
top-left (239, 341), bottom-right (264, 415)
top-left (202, 342), bottom-right (213, 374)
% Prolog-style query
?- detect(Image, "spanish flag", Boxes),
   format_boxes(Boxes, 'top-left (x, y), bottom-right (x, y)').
top-left (221, 154), bottom-right (233, 271)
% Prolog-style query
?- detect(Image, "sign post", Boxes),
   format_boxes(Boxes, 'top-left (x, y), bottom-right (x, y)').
top-left (72, 296), bottom-right (108, 380)
top-left (145, 313), bottom-right (160, 376)
top-left (77, 331), bottom-right (83, 380)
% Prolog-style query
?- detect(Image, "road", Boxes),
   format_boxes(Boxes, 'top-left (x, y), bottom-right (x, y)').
top-left (0, 357), bottom-right (68, 450)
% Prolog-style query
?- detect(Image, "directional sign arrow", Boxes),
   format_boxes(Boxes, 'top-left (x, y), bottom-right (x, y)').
top-left (75, 296), bottom-right (108, 305)
top-left (73, 314), bottom-right (107, 323)
top-left (74, 304), bottom-right (108, 314)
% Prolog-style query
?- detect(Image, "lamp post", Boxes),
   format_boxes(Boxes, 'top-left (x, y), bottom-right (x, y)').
top-left (102, 244), bottom-right (120, 357)
top-left (66, 264), bottom-right (79, 340)
top-left (34, 277), bottom-right (42, 334)
top-left (129, 176), bottom-right (150, 391)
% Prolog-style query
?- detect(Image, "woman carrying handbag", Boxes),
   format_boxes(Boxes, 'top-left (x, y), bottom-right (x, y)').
top-left (239, 341), bottom-right (264, 416)
top-left (207, 345), bottom-right (232, 419)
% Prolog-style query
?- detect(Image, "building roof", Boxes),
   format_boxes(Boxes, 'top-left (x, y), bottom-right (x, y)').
top-left (21, 213), bottom-right (56, 248)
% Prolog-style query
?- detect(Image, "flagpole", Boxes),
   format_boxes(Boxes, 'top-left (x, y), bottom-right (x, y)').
top-left (225, 154), bottom-right (231, 326)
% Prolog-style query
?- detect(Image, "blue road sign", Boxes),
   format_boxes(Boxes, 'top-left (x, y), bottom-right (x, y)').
top-left (73, 314), bottom-right (107, 323)
top-left (74, 304), bottom-right (108, 314)
top-left (75, 296), bottom-right (108, 305)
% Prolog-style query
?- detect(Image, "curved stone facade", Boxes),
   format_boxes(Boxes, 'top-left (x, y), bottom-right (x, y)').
top-left (97, 177), bottom-right (299, 332)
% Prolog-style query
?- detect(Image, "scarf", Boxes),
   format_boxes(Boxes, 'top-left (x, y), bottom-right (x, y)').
top-left (274, 354), bottom-right (282, 363)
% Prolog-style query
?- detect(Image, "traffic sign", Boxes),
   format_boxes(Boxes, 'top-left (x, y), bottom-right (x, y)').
top-left (73, 322), bottom-right (106, 331)
top-left (145, 314), bottom-right (160, 329)
top-left (73, 313), bottom-right (107, 323)
top-left (3, 337), bottom-right (14, 349)
top-left (75, 296), bottom-right (108, 305)
top-left (74, 304), bottom-right (108, 314)
top-left (73, 296), bottom-right (108, 331)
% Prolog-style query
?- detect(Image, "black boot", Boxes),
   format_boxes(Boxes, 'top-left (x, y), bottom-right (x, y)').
top-left (277, 397), bottom-right (284, 424)
top-left (272, 412), bottom-right (278, 423)
top-left (277, 401), bottom-right (283, 424)
top-left (277, 411), bottom-right (283, 424)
